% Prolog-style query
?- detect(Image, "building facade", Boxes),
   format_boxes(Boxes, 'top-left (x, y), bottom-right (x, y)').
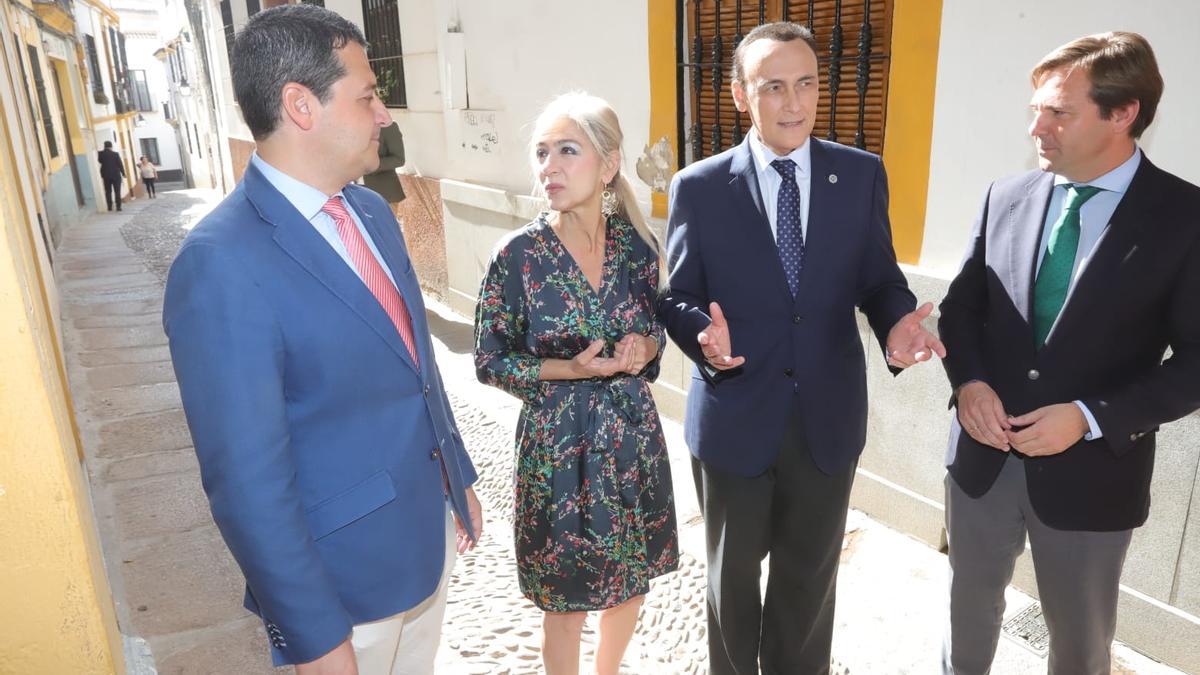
top-left (0, 0), bottom-right (126, 672)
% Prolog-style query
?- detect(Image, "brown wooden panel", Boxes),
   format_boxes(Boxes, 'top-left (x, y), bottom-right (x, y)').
top-left (684, 0), bottom-right (893, 161)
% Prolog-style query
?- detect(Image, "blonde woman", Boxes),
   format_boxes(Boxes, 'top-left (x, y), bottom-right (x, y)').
top-left (474, 93), bottom-right (678, 674)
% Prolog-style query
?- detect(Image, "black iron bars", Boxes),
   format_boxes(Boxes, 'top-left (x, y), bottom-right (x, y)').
top-left (854, 0), bottom-right (872, 149)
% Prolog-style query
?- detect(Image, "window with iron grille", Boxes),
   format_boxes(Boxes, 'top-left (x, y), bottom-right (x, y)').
top-left (13, 33), bottom-right (45, 168)
top-left (220, 0), bottom-right (235, 67)
top-left (28, 45), bottom-right (59, 158)
top-left (128, 70), bottom-right (154, 111)
top-left (299, 0), bottom-right (325, 7)
top-left (361, 0), bottom-right (406, 107)
top-left (246, 0), bottom-right (260, 16)
top-left (84, 35), bottom-right (108, 104)
top-left (140, 137), bottom-right (161, 165)
top-left (679, 0), bottom-right (893, 165)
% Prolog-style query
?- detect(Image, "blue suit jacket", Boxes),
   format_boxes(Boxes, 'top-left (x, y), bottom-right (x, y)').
top-left (163, 162), bottom-right (477, 665)
top-left (657, 137), bottom-right (915, 476)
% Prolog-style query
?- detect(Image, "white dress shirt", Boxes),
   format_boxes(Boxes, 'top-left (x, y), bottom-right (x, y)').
top-left (250, 152), bottom-right (398, 289)
top-left (748, 130), bottom-right (812, 242)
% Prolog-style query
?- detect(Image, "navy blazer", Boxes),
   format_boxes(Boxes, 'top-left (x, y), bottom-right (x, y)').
top-left (163, 162), bottom-right (477, 665)
top-left (939, 156), bottom-right (1200, 531)
top-left (658, 137), bottom-right (915, 477)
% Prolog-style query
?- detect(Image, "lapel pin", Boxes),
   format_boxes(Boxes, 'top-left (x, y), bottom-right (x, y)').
top-left (828, 174), bottom-right (838, 184)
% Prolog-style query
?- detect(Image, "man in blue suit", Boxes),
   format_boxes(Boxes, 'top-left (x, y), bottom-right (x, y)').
top-left (162, 6), bottom-right (481, 673)
top-left (658, 22), bottom-right (944, 674)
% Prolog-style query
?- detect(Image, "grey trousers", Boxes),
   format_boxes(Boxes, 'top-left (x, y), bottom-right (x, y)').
top-left (693, 415), bottom-right (857, 675)
top-left (943, 456), bottom-right (1133, 675)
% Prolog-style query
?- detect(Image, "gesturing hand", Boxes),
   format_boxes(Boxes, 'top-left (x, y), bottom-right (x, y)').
top-left (697, 302), bottom-right (745, 370)
top-left (612, 333), bottom-right (659, 375)
top-left (886, 302), bottom-right (947, 368)
top-left (956, 380), bottom-right (1011, 451)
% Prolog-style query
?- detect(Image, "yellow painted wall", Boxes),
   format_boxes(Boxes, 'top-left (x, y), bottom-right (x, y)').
top-left (880, 0), bottom-right (944, 264)
top-left (647, 0), bottom-right (676, 219)
top-left (0, 26), bottom-right (122, 675)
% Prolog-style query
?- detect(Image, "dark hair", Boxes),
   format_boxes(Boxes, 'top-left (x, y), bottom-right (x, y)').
top-left (731, 22), bottom-right (818, 86)
top-left (231, 4), bottom-right (366, 140)
top-left (1031, 31), bottom-right (1163, 139)
top-left (103, 141), bottom-right (112, 148)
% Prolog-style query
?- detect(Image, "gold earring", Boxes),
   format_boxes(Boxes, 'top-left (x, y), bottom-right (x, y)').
top-left (600, 185), bottom-right (619, 217)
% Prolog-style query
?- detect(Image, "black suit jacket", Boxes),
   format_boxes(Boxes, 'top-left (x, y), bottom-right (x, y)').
top-left (98, 148), bottom-right (125, 181)
top-left (939, 155), bottom-right (1200, 531)
top-left (657, 137), bottom-right (915, 477)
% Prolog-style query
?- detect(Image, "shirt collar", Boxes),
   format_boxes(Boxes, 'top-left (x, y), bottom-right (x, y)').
top-left (250, 152), bottom-right (347, 221)
top-left (749, 129), bottom-right (811, 177)
top-left (1052, 146), bottom-right (1142, 195)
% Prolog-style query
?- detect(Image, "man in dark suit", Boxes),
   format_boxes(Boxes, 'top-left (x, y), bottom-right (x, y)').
top-left (362, 120), bottom-right (405, 206)
top-left (938, 32), bottom-right (1200, 674)
top-left (163, 6), bottom-right (481, 674)
top-left (658, 22), bottom-right (944, 674)
top-left (97, 141), bottom-right (125, 211)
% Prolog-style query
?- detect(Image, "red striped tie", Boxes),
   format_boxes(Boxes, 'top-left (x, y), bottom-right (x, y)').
top-left (322, 196), bottom-right (420, 367)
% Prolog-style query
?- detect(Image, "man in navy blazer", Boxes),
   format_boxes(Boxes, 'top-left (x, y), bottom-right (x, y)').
top-left (939, 32), bottom-right (1200, 673)
top-left (658, 22), bottom-right (944, 674)
top-left (162, 7), bottom-right (481, 673)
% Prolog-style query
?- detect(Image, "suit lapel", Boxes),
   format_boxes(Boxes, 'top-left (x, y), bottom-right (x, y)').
top-left (794, 139), bottom-right (832, 302)
top-left (1008, 172), bottom-right (1054, 323)
top-left (243, 165), bottom-right (419, 372)
top-left (343, 187), bottom-right (429, 376)
top-left (1045, 158), bottom-right (1158, 348)
top-left (729, 137), bottom-right (793, 301)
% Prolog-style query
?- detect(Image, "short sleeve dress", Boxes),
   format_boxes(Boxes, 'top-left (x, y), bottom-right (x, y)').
top-left (474, 213), bottom-right (679, 612)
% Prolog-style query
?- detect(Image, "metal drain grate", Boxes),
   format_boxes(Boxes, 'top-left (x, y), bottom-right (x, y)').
top-left (1002, 602), bottom-right (1050, 656)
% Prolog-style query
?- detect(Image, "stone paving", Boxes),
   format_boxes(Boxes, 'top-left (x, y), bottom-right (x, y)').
top-left (54, 186), bottom-right (1185, 674)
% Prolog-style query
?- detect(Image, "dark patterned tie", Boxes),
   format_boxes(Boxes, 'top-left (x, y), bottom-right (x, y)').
top-left (771, 158), bottom-right (805, 296)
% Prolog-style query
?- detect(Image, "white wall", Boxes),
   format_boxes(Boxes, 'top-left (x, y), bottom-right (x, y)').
top-left (393, 0), bottom-right (654, 208)
top-left (919, 2), bottom-right (1200, 275)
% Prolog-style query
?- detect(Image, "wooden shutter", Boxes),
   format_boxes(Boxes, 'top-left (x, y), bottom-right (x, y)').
top-left (683, 0), bottom-right (893, 163)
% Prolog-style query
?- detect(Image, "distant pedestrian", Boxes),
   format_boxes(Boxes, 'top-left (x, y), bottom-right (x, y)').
top-left (138, 156), bottom-right (158, 198)
top-left (97, 141), bottom-right (125, 211)
top-left (361, 120), bottom-right (406, 210)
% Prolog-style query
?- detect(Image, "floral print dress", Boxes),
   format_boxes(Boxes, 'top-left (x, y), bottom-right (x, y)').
top-left (474, 213), bottom-right (679, 612)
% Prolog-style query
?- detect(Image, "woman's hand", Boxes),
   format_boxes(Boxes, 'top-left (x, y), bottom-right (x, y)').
top-left (613, 333), bottom-right (658, 375)
top-left (571, 339), bottom-right (634, 378)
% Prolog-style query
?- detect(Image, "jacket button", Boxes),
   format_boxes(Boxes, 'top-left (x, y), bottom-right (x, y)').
top-left (783, 368), bottom-right (794, 377)
top-left (792, 314), bottom-right (802, 324)
top-left (1027, 369), bottom-right (1040, 381)
top-left (1129, 433), bottom-right (1139, 441)
top-left (431, 448), bottom-right (441, 460)
top-left (424, 384), bottom-right (431, 396)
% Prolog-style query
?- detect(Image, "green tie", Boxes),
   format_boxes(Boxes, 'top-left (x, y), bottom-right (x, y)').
top-left (1032, 184), bottom-right (1103, 348)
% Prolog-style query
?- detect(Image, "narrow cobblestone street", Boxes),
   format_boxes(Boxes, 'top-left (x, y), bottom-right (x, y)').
top-left (54, 187), bottom-right (1182, 674)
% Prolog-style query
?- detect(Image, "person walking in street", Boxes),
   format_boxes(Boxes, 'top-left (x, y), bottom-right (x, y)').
top-left (162, 6), bottom-right (482, 673)
top-left (97, 141), bottom-right (125, 211)
top-left (138, 156), bottom-right (158, 198)
top-left (656, 22), bottom-right (945, 674)
top-left (362, 120), bottom-right (406, 211)
top-left (474, 92), bottom-right (678, 675)
top-left (938, 31), bottom-right (1200, 675)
